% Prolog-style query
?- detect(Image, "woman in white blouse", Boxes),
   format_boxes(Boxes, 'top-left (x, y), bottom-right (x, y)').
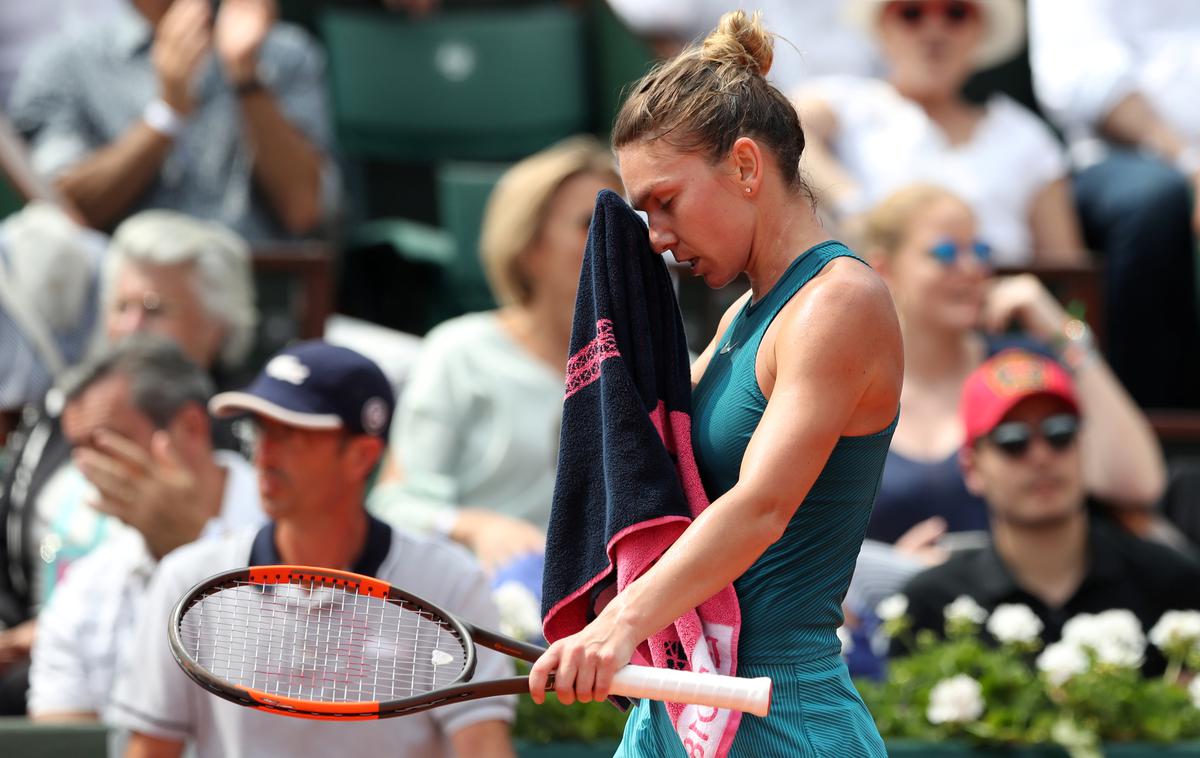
top-left (795, 0), bottom-right (1086, 266)
top-left (370, 137), bottom-right (622, 572)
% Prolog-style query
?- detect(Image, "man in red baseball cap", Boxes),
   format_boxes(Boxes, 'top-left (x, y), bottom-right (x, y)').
top-left (896, 349), bottom-right (1200, 673)
top-left (959, 348), bottom-right (1082, 531)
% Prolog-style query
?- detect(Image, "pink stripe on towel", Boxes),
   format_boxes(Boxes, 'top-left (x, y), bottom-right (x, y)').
top-left (564, 319), bottom-right (620, 399)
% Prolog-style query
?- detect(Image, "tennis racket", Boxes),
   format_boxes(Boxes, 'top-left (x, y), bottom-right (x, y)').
top-left (168, 565), bottom-right (772, 721)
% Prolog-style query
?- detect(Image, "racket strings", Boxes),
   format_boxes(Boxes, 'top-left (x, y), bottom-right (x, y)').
top-left (180, 578), bottom-right (469, 704)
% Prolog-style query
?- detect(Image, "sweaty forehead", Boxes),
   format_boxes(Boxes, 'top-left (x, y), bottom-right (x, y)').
top-left (618, 143), bottom-right (689, 209)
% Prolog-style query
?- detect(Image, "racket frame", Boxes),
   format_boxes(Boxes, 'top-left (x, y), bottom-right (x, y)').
top-left (169, 564), bottom-right (538, 720)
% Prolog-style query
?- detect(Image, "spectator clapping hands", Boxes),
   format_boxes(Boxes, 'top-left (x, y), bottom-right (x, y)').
top-left (214, 0), bottom-right (277, 85)
top-left (152, 0), bottom-right (212, 114)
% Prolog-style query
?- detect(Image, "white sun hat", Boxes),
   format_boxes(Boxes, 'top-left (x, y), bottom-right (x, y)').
top-left (845, 0), bottom-right (1026, 71)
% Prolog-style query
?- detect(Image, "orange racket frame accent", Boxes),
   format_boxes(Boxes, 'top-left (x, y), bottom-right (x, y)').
top-left (236, 684), bottom-right (382, 721)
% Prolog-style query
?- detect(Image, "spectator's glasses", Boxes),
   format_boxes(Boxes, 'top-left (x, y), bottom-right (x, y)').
top-left (929, 238), bottom-right (992, 267)
top-left (986, 414), bottom-right (1080, 458)
top-left (111, 291), bottom-right (173, 321)
top-left (889, 1), bottom-right (979, 26)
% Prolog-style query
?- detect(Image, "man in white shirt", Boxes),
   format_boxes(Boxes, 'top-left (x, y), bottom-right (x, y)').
top-left (27, 335), bottom-right (264, 721)
top-left (110, 340), bottom-right (516, 758)
top-left (1028, 0), bottom-right (1200, 408)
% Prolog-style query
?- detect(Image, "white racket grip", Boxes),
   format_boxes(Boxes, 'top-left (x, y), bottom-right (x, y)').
top-left (608, 665), bottom-right (772, 717)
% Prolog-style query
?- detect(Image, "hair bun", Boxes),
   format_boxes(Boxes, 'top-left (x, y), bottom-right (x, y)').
top-left (700, 10), bottom-right (774, 78)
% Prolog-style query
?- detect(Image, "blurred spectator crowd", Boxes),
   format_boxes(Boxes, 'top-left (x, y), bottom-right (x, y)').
top-left (1, 0), bottom-right (1200, 754)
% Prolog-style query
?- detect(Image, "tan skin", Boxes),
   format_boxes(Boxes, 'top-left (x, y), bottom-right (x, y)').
top-left (62, 375), bottom-right (224, 561)
top-left (380, 170), bottom-right (623, 572)
top-left (125, 417), bottom-right (515, 758)
top-left (528, 136), bottom-right (903, 705)
top-left (873, 194), bottom-right (1165, 509)
top-left (796, 0), bottom-right (1085, 263)
top-left (58, 0), bottom-right (323, 233)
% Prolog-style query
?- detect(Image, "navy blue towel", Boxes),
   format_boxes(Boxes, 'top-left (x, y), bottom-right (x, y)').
top-left (540, 191), bottom-right (745, 755)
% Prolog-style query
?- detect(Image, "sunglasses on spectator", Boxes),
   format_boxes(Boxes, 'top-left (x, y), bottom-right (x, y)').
top-left (929, 238), bottom-right (992, 267)
top-left (986, 414), bottom-right (1080, 458)
top-left (889, 1), bottom-right (979, 26)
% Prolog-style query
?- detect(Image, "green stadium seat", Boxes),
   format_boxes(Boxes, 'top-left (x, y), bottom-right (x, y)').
top-left (586, 0), bottom-right (655, 136)
top-left (320, 5), bottom-right (590, 162)
top-left (336, 161), bottom-right (505, 334)
top-left (433, 161), bottom-right (508, 319)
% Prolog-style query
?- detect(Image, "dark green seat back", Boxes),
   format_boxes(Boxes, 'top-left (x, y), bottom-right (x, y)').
top-left (433, 161), bottom-right (509, 319)
top-left (320, 6), bottom-right (589, 162)
top-left (587, 0), bottom-right (655, 135)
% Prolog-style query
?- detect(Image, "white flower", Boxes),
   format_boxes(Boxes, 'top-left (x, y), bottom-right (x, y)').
top-left (1037, 641), bottom-right (1089, 686)
top-left (837, 624), bottom-right (855, 655)
top-left (944, 595), bottom-right (988, 626)
top-left (492, 580), bottom-right (543, 643)
top-left (986, 604), bottom-right (1044, 645)
top-left (926, 674), bottom-right (985, 725)
top-left (876, 594), bottom-right (908, 622)
top-left (1149, 610), bottom-right (1200, 652)
top-left (1190, 677), bottom-right (1200, 709)
top-left (1062, 610), bottom-right (1145, 668)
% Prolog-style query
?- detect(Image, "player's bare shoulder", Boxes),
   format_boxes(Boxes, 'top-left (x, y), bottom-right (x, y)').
top-left (782, 255), bottom-right (898, 340)
top-left (773, 255), bottom-right (903, 404)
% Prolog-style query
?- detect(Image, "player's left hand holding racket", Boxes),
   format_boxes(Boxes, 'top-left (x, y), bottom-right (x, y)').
top-left (168, 566), bottom-right (772, 720)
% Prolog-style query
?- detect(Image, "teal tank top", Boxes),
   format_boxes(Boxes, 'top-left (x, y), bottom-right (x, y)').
top-left (691, 240), bottom-right (897, 663)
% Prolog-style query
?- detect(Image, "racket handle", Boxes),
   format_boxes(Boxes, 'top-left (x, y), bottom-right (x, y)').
top-left (608, 665), bottom-right (772, 717)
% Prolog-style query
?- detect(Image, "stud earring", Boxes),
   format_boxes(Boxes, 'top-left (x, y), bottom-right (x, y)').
top-left (744, 187), bottom-right (751, 194)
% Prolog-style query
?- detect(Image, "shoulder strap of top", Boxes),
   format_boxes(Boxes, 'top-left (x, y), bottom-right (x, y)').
top-left (748, 241), bottom-right (864, 338)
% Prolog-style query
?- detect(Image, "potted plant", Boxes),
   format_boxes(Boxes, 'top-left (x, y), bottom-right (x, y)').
top-left (858, 595), bottom-right (1200, 757)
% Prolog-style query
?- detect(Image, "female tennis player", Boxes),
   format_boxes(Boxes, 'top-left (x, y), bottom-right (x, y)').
top-left (528, 11), bottom-right (903, 756)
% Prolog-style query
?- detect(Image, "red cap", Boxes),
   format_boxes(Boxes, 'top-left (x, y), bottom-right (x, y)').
top-left (961, 349), bottom-right (1078, 445)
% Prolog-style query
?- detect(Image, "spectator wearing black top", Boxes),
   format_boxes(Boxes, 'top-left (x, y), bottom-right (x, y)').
top-left (899, 349), bottom-right (1200, 674)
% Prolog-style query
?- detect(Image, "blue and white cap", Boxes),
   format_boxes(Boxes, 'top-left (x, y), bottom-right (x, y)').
top-left (209, 340), bottom-right (393, 438)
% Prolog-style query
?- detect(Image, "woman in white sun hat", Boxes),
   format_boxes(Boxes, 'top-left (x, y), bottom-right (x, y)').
top-left (794, 0), bottom-right (1086, 267)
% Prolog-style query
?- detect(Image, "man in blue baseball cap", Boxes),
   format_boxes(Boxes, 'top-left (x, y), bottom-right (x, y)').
top-left (110, 341), bottom-right (517, 758)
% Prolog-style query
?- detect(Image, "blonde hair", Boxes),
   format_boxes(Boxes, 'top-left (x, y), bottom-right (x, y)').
top-left (857, 184), bottom-right (971, 257)
top-left (479, 135), bottom-right (621, 306)
top-left (612, 10), bottom-right (808, 191)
